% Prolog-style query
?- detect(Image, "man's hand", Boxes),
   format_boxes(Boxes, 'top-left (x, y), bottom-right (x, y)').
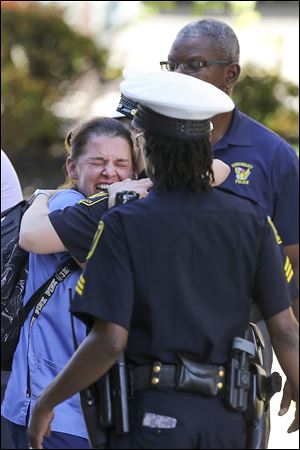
top-left (279, 379), bottom-right (294, 417)
top-left (108, 178), bottom-right (153, 208)
top-left (27, 396), bottom-right (54, 449)
top-left (278, 379), bottom-right (298, 433)
top-left (287, 402), bottom-right (299, 433)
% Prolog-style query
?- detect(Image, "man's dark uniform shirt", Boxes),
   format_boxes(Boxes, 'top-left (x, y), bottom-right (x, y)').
top-left (212, 108), bottom-right (299, 329)
top-left (214, 108), bottom-right (299, 246)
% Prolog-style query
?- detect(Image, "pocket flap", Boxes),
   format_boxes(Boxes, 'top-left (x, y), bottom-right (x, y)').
top-left (177, 353), bottom-right (217, 378)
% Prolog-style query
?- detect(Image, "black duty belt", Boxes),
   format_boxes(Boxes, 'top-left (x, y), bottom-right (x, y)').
top-left (132, 364), bottom-right (177, 390)
top-left (130, 358), bottom-right (226, 397)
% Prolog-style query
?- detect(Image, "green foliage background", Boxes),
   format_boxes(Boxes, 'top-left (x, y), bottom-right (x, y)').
top-left (1, 2), bottom-right (299, 193)
top-left (1, 3), bottom-right (108, 191)
top-left (233, 65), bottom-right (299, 146)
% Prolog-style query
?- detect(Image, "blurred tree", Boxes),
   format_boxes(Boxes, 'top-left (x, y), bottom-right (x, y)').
top-left (2, 1), bottom-right (298, 194)
top-left (233, 64), bottom-right (299, 146)
top-left (141, 0), bottom-right (259, 19)
top-left (1, 1), bottom-right (108, 192)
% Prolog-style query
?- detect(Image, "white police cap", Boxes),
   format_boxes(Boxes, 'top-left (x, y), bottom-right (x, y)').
top-left (108, 109), bottom-right (126, 119)
top-left (120, 71), bottom-right (234, 120)
top-left (120, 71), bottom-right (234, 139)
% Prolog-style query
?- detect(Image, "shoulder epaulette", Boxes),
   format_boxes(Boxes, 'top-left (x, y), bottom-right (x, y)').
top-left (78, 191), bottom-right (108, 207)
top-left (267, 216), bottom-right (283, 245)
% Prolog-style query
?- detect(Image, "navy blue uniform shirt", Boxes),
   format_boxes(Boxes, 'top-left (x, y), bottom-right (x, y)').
top-left (71, 188), bottom-right (292, 367)
top-left (214, 108), bottom-right (299, 246)
top-left (49, 191), bottom-right (108, 263)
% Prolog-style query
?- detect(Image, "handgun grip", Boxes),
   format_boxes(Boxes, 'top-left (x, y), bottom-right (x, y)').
top-left (265, 371), bottom-right (282, 401)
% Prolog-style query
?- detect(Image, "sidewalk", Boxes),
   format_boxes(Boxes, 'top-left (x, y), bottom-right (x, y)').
top-left (268, 354), bottom-right (299, 449)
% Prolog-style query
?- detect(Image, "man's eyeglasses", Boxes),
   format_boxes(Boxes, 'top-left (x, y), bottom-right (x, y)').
top-left (160, 60), bottom-right (235, 74)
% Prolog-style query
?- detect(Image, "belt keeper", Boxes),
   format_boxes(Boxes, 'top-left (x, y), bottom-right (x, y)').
top-left (151, 361), bottom-right (162, 386)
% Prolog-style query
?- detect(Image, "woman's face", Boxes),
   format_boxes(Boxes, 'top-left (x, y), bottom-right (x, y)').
top-left (67, 134), bottom-right (134, 197)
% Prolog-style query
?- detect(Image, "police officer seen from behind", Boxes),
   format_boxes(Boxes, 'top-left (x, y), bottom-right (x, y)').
top-left (28, 72), bottom-right (299, 449)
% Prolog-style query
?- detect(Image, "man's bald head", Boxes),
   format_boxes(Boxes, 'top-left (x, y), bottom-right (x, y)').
top-left (177, 19), bottom-right (240, 63)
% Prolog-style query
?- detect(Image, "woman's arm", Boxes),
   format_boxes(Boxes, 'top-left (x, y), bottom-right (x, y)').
top-left (20, 180), bottom-right (153, 254)
top-left (19, 190), bottom-right (66, 254)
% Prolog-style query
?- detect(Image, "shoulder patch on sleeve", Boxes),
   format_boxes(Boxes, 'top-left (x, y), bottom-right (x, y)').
top-left (78, 191), bottom-right (108, 207)
top-left (86, 220), bottom-right (105, 261)
top-left (267, 216), bottom-right (283, 245)
top-left (284, 256), bottom-right (294, 284)
top-left (75, 273), bottom-right (86, 297)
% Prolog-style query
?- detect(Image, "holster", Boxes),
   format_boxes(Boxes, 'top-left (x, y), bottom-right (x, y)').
top-left (98, 372), bottom-right (113, 428)
top-left (245, 408), bottom-right (270, 450)
top-left (80, 382), bottom-right (108, 449)
top-left (111, 353), bottom-right (130, 434)
top-left (244, 363), bottom-right (268, 423)
top-left (244, 366), bottom-right (270, 449)
top-left (79, 354), bottom-right (131, 448)
top-left (241, 324), bottom-right (282, 450)
top-left (176, 353), bottom-right (225, 396)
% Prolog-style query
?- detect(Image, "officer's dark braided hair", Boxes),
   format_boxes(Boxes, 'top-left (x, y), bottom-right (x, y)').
top-left (143, 131), bottom-right (214, 192)
top-left (60, 117), bottom-right (135, 189)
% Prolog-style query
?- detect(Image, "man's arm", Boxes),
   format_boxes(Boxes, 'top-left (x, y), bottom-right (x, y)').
top-left (274, 149), bottom-right (299, 295)
top-left (284, 244), bottom-right (299, 319)
top-left (27, 319), bottom-right (128, 449)
top-left (266, 308), bottom-right (299, 433)
top-left (275, 243), bottom-right (299, 421)
top-left (285, 244), bottom-right (299, 285)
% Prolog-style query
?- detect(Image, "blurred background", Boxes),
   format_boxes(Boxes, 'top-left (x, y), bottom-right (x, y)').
top-left (1, 0), bottom-right (299, 197)
top-left (1, 3), bottom-right (299, 448)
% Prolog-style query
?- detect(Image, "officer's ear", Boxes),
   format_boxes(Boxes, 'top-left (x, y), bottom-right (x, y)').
top-left (224, 62), bottom-right (240, 92)
top-left (66, 157), bottom-right (78, 180)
